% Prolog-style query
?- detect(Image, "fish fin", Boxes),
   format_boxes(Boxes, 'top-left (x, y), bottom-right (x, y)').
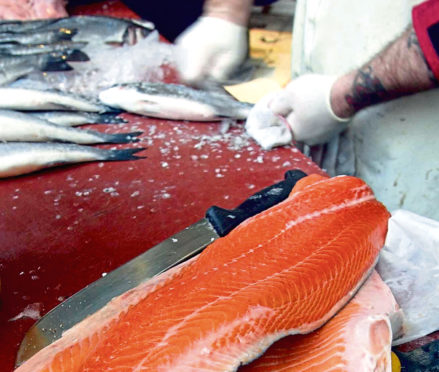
top-left (104, 131), bottom-right (143, 144)
top-left (106, 147), bottom-right (146, 161)
top-left (64, 49), bottom-right (89, 62)
top-left (40, 56), bottom-right (73, 72)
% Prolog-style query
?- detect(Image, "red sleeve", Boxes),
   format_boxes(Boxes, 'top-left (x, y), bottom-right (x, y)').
top-left (412, 0), bottom-right (439, 80)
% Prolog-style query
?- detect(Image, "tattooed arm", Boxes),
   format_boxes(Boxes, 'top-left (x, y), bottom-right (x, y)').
top-left (246, 2), bottom-right (439, 146)
top-left (331, 26), bottom-right (438, 119)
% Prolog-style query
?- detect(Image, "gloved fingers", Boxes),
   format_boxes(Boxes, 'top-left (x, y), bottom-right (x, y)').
top-left (286, 111), bottom-right (337, 146)
top-left (174, 42), bottom-right (209, 84)
top-left (210, 51), bottom-right (244, 82)
top-left (269, 90), bottom-right (295, 116)
top-left (209, 34), bottom-right (248, 82)
top-left (255, 91), bottom-right (279, 109)
top-left (285, 112), bottom-right (306, 143)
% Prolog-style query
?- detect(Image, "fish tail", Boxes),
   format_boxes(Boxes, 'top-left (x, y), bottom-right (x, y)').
top-left (64, 49), bottom-right (89, 62)
top-left (41, 54), bottom-right (73, 72)
top-left (97, 113), bottom-right (128, 124)
top-left (104, 131), bottom-right (143, 144)
top-left (106, 147), bottom-right (146, 161)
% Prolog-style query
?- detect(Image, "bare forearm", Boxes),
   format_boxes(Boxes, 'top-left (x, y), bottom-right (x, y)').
top-left (203, 0), bottom-right (253, 26)
top-left (331, 26), bottom-right (438, 118)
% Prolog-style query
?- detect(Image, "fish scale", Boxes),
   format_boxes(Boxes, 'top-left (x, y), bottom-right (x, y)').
top-left (15, 175), bottom-right (390, 371)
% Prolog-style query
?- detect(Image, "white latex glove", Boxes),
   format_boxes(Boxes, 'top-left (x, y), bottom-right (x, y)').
top-left (270, 74), bottom-right (351, 146)
top-left (245, 92), bottom-right (293, 150)
top-left (175, 17), bottom-right (247, 85)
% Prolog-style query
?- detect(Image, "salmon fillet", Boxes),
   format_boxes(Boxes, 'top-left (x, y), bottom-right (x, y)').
top-left (16, 175), bottom-right (390, 372)
top-left (240, 270), bottom-right (404, 372)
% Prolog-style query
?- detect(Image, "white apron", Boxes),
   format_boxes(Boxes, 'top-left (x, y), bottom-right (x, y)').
top-left (292, 0), bottom-right (439, 221)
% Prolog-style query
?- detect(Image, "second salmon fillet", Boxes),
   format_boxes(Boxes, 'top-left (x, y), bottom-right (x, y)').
top-left (240, 270), bottom-right (404, 371)
top-left (16, 175), bottom-right (391, 372)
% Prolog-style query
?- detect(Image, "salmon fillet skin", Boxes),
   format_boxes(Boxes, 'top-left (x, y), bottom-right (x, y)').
top-left (15, 175), bottom-right (390, 372)
top-left (240, 270), bottom-right (404, 372)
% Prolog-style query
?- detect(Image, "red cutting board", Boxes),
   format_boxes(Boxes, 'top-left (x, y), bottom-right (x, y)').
top-left (0, 2), bottom-right (325, 371)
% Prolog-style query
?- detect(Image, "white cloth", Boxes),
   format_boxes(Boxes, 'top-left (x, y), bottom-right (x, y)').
top-left (245, 92), bottom-right (293, 150)
top-left (293, 0), bottom-right (439, 221)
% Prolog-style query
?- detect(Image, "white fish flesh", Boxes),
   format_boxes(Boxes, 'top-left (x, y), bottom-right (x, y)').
top-left (0, 87), bottom-right (107, 112)
top-left (0, 142), bottom-right (145, 178)
top-left (0, 110), bottom-right (140, 144)
top-left (98, 82), bottom-right (253, 121)
top-left (28, 111), bottom-right (127, 126)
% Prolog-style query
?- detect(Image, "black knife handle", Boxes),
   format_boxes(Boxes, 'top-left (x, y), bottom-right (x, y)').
top-left (206, 169), bottom-right (307, 237)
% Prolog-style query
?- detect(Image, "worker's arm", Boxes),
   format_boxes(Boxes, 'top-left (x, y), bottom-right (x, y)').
top-left (331, 25), bottom-right (438, 119)
top-left (247, 0), bottom-right (439, 147)
top-left (175, 0), bottom-right (253, 85)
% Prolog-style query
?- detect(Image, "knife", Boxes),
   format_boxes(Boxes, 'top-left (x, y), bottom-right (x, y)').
top-left (16, 169), bottom-right (307, 366)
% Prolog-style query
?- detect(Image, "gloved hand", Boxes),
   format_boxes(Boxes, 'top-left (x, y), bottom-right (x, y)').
top-left (174, 17), bottom-right (248, 85)
top-left (269, 74), bottom-right (351, 146)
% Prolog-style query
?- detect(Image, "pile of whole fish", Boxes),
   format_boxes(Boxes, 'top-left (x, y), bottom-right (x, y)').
top-left (0, 15), bottom-right (257, 178)
top-left (0, 15), bottom-right (155, 85)
top-left (0, 15), bottom-right (158, 178)
top-left (0, 86), bottom-right (146, 178)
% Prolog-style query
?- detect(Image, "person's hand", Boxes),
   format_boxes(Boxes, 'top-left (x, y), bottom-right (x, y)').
top-left (269, 74), bottom-right (351, 146)
top-left (174, 17), bottom-right (247, 85)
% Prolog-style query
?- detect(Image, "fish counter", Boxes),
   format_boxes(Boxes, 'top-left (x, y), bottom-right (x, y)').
top-left (0, 2), bottom-right (326, 370)
top-left (0, 118), bottom-right (324, 371)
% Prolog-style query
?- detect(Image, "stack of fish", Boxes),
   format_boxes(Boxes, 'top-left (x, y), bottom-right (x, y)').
top-left (0, 87), bottom-right (147, 178)
top-left (0, 16), bottom-right (158, 178)
top-left (0, 15), bottom-right (155, 85)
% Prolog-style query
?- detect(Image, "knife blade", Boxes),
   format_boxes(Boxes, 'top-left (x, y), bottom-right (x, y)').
top-left (16, 169), bottom-right (307, 366)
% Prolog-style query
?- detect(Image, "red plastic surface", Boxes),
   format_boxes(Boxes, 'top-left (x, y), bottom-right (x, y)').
top-left (0, 3), bottom-right (326, 371)
top-left (1, 121), bottom-right (324, 372)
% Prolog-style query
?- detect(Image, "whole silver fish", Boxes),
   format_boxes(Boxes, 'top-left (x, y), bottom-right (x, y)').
top-left (98, 82), bottom-right (253, 121)
top-left (47, 16), bottom-right (155, 45)
top-left (0, 41), bottom-right (89, 62)
top-left (0, 19), bottom-right (57, 34)
top-left (0, 142), bottom-right (145, 178)
top-left (0, 87), bottom-right (108, 112)
top-left (28, 111), bottom-right (127, 126)
top-left (0, 28), bottom-right (76, 45)
top-left (0, 54), bottom-right (71, 86)
top-left (0, 16), bottom-right (155, 46)
top-left (0, 110), bottom-right (141, 144)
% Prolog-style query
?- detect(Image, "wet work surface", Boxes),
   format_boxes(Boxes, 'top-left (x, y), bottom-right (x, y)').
top-left (0, 2), bottom-right (328, 371)
top-left (0, 117), bottom-right (324, 371)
